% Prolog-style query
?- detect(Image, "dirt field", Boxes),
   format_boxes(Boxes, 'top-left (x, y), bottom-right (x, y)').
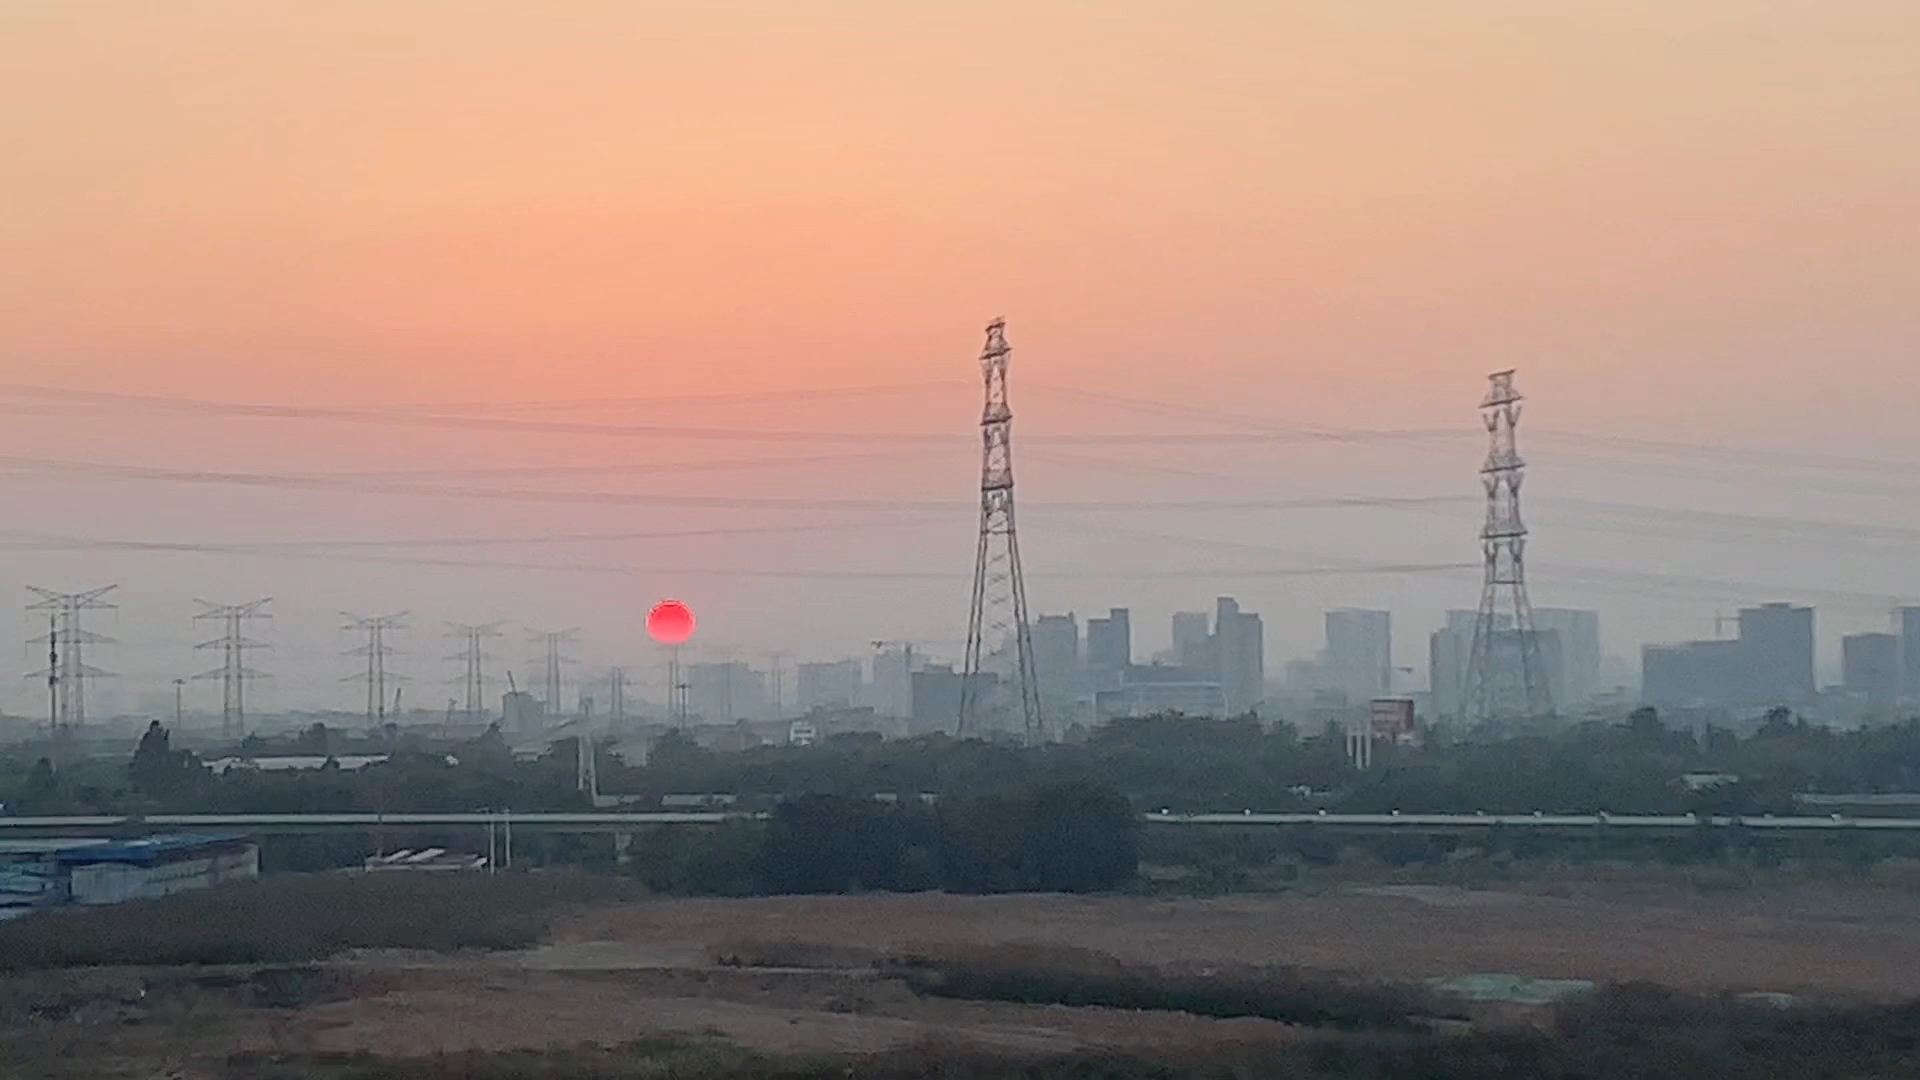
top-left (548, 882), bottom-right (1920, 1000)
top-left (17, 879), bottom-right (1920, 1071)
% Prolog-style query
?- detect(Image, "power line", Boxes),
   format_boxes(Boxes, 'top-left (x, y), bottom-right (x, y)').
top-left (264, 448), bottom-right (946, 482)
top-left (9, 377), bottom-right (1920, 482)
top-left (384, 380), bottom-right (970, 413)
top-left (0, 454), bottom-right (1474, 513)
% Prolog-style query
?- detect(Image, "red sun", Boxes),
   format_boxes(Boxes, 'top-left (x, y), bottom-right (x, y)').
top-left (646, 599), bottom-right (696, 645)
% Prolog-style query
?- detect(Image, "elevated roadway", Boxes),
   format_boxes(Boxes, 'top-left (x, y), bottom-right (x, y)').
top-left (0, 810), bottom-right (1914, 837)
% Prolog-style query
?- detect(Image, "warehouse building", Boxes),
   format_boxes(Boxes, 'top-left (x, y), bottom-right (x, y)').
top-left (0, 834), bottom-right (259, 917)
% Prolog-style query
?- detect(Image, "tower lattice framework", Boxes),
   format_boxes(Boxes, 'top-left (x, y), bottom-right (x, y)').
top-left (1463, 370), bottom-right (1553, 725)
top-left (959, 318), bottom-right (1043, 742)
top-left (27, 586), bottom-right (117, 746)
top-left (447, 621), bottom-right (503, 718)
top-left (194, 598), bottom-right (271, 740)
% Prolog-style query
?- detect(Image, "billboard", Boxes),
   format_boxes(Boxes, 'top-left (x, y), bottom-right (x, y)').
top-left (1369, 698), bottom-right (1417, 744)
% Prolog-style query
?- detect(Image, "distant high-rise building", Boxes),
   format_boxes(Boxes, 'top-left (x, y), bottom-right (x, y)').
top-left (796, 659), bottom-right (862, 713)
top-left (1030, 613), bottom-right (1081, 711)
top-left (1642, 639), bottom-right (1746, 709)
top-left (1325, 609), bottom-right (1392, 703)
top-left (910, 664), bottom-right (965, 735)
top-left (1641, 602), bottom-right (1813, 710)
top-left (1534, 608), bottom-right (1602, 707)
top-left (1086, 608), bottom-right (1132, 673)
top-left (1739, 603), bottom-right (1814, 706)
top-left (1171, 612), bottom-right (1212, 669)
top-left (1428, 610), bottom-right (1480, 719)
top-left (912, 664), bottom-right (994, 736)
top-left (686, 661), bottom-right (765, 722)
top-left (870, 646), bottom-right (919, 719)
top-left (1213, 597), bottom-right (1264, 715)
top-left (1900, 607), bottom-right (1920, 701)
top-left (1843, 632), bottom-right (1900, 708)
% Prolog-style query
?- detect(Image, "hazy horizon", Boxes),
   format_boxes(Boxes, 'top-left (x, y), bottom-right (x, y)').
top-left (4, 1), bottom-right (1918, 716)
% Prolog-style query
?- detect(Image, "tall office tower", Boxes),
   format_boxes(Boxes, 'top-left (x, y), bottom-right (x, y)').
top-left (796, 659), bottom-right (863, 713)
top-left (1171, 611), bottom-right (1212, 670)
top-left (1843, 632), bottom-right (1899, 707)
top-left (870, 645), bottom-right (918, 719)
top-left (686, 661), bottom-right (765, 722)
top-left (1085, 608), bottom-right (1132, 674)
top-left (1030, 613), bottom-right (1081, 712)
top-left (1213, 597), bottom-right (1265, 716)
top-left (1325, 608), bottom-right (1392, 703)
top-left (1738, 603), bottom-right (1815, 706)
top-left (1429, 609), bottom-right (1482, 720)
top-left (1900, 607), bottom-right (1920, 701)
top-left (1533, 608), bottom-right (1602, 707)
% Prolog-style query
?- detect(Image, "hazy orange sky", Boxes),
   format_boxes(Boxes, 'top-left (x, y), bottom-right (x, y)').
top-left (2, 2), bottom-right (1917, 713)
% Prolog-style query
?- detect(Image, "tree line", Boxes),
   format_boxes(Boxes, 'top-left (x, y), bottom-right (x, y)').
top-left (6, 707), bottom-right (1920, 821)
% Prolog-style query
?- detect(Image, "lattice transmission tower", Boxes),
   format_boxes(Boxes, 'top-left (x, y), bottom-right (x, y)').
top-left (1463, 370), bottom-right (1553, 725)
top-left (608, 666), bottom-right (628, 723)
top-left (343, 612), bottom-right (408, 722)
top-left (194, 598), bottom-right (271, 740)
top-left (529, 629), bottom-right (579, 718)
top-left (447, 621), bottom-right (503, 718)
top-left (958, 318), bottom-right (1043, 743)
top-left (26, 586), bottom-right (118, 743)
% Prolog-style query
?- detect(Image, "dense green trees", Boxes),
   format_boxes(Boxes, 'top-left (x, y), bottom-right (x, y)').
top-left (11, 707), bottom-right (1920, 823)
top-left (661, 783), bottom-right (1140, 896)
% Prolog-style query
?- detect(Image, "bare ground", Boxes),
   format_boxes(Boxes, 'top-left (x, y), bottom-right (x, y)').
top-left (550, 882), bottom-right (1920, 999)
top-left (18, 878), bottom-right (1920, 1071)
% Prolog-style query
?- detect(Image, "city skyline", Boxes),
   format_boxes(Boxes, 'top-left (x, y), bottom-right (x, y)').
top-left (4, 3), bottom-right (1920, 719)
top-left (13, 584), bottom-right (1919, 726)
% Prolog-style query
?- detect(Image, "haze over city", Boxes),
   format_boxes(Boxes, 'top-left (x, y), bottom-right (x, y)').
top-left (3, 1), bottom-right (1918, 718)
top-left (16, 6), bottom-right (1920, 1078)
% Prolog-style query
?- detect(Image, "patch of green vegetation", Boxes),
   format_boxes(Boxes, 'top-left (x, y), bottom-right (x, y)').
top-left (0, 872), bottom-right (638, 972)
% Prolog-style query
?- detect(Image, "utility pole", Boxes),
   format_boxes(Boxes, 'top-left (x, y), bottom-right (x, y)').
top-left (959, 318), bottom-right (1043, 743)
top-left (27, 586), bottom-right (118, 740)
top-left (45, 615), bottom-right (58, 769)
top-left (193, 598), bottom-right (271, 740)
top-left (665, 647), bottom-right (689, 726)
top-left (343, 612), bottom-right (408, 723)
top-left (527, 629), bottom-right (579, 719)
top-left (1463, 370), bottom-right (1552, 725)
top-left (447, 621), bottom-right (504, 718)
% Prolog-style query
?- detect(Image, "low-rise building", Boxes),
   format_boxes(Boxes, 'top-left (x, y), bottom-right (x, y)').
top-left (0, 834), bottom-right (259, 916)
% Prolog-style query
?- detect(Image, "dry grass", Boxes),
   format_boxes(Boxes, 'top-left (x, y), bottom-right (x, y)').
top-left (0, 872), bottom-right (639, 971)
